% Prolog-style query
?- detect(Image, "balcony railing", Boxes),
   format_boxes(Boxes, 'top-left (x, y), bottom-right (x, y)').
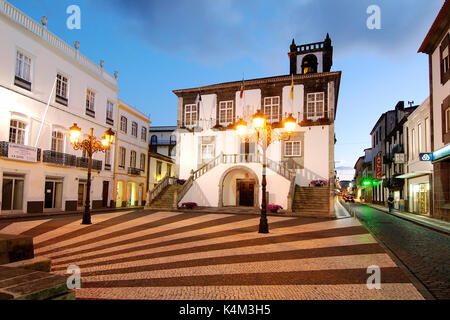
top-left (0, 0), bottom-right (117, 87)
top-left (128, 167), bottom-right (144, 175)
top-left (150, 140), bottom-right (176, 146)
top-left (0, 141), bottom-right (41, 161)
top-left (43, 150), bottom-right (76, 166)
top-left (76, 157), bottom-right (103, 170)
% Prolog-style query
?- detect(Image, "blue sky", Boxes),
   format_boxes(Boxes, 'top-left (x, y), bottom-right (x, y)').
top-left (7, 0), bottom-right (444, 180)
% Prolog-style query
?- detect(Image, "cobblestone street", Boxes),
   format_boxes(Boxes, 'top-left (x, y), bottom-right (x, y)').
top-left (349, 203), bottom-right (450, 300)
top-left (0, 210), bottom-right (425, 300)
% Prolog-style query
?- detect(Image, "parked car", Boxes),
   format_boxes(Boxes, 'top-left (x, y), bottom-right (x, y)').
top-left (343, 194), bottom-right (355, 203)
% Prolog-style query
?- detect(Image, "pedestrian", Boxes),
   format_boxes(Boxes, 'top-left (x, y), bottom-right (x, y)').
top-left (387, 195), bottom-right (394, 213)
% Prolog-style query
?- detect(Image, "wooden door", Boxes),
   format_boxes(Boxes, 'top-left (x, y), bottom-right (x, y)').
top-left (239, 181), bottom-right (255, 207)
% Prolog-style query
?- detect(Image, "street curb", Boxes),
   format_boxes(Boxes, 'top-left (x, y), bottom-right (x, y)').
top-left (362, 204), bottom-right (450, 236)
top-left (354, 206), bottom-right (436, 300)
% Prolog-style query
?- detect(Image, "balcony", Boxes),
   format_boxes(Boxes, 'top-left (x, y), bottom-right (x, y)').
top-left (43, 150), bottom-right (76, 166)
top-left (0, 141), bottom-right (41, 161)
top-left (150, 140), bottom-right (176, 147)
top-left (128, 167), bottom-right (144, 176)
top-left (76, 157), bottom-right (103, 171)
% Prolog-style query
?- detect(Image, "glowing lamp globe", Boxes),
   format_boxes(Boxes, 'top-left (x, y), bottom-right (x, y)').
top-left (69, 123), bottom-right (81, 144)
top-left (283, 114), bottom-right (297, 133)
top-left (104, 128), bottom-right (115, 145)
top-left (252, 110), bottom-right (266, 130)
top-left (235, 118), bottom-right (248, 136)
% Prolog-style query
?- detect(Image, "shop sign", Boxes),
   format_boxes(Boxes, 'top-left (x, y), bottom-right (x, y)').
top-left (419, 153), bottom-right (433, 161)
top-left (394, 153), bottom-right (405, 164)
top-left (375, 154), bottom-right (383, 180)
top-left (8, 143), bottom-right (37, 162)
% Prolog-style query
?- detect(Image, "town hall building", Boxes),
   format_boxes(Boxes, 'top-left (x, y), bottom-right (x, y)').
top-left (148, 35), bottom-right (341, 217)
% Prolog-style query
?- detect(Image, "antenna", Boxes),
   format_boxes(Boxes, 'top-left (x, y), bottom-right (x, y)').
top-left (408, 101), bottom-right (414, 107)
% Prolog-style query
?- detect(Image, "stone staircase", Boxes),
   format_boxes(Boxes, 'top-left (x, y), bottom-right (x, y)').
top-left (0, 234), bottom-right (73, 300)
top-left (292, 186), bottom-right (332, 217)
top-left (148, 184), bottom-right (184, 209)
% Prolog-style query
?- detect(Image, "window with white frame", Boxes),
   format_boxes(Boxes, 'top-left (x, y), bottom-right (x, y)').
top-left (119, 147), bottom-right (126, 168)
top-left (51, 130), bottom-right (64, 153)
top-left (56, 74), bottom-right (68, 101)
top-left (15, 51), bottom-right (31, 82)
top-left (106, 101), bottom-right (114, 120)
top-left (131, 122), bottom-right (138, 138)
top-left (184, 104), bottom-right (198, 127)
top-left (130, 150), bottom-right (137, 168)
top-left (411, 128), bottom-right (416, 159)
top-left (86, 89), bottom-right (95, 112)
top-left (264, 97), bottom-right (280, 123)
top-left (219, 101), bottom-right (233, 125)
top-left (141, 126), bottom-right (147, 142)
top-left (105, 149), bottom-right (111, 166)
top-left (140, 153), bottom-right (146, 170)
top-left (120, 116), bottom-right (127, 133)
top-left (201, 144), bottom-right (215, 161)
top-left (9, 119), bottom-right (27, 145)
top-left (285, 141), bottom-right (301, 157)
top-left (306, 92), bottom-right (324, 119)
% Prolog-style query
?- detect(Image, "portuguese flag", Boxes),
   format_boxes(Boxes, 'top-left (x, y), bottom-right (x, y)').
top-left (240, 76), bottom-right (244, 99)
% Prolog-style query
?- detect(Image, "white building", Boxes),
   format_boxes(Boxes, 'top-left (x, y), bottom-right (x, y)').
top-left (398, 98), bottom-right (432, 215)
top-left (0, 1), bottom-right (119, 214)
top-left (419, 0), bottom-right (450, 221)
top-left (113, 100), bottom-right (150, 207)
top-left (149, 126), bottom-right (177, 160)
top-left (166, 35), bottom-right (341, 216)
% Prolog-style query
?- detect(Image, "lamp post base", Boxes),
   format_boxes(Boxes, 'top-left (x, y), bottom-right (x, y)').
top-left (259, 216), bottom-right (269, 234)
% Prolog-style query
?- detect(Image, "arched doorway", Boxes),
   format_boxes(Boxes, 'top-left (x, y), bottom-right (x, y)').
top-left (218, 166), bottom-right (259, 208)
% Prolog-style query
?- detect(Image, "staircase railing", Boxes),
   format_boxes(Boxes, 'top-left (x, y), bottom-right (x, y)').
top-left (175, 152), bottom-right (297, 207)
top-left (287, 174), bottom-right (296, 212)
top-left (147, 173), bottom-right (173, 206)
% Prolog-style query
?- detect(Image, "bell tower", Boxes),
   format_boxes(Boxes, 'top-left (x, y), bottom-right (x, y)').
top-left (289, 34), bottom-right (333, 75)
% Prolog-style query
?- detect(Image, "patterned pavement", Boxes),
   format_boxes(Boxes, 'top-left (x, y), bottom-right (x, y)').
top-left (0, 210), bottom-right (424, 300)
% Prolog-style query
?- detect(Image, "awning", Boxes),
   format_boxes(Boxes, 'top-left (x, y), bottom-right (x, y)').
top-left (396, 171), bottom-right (432, 179)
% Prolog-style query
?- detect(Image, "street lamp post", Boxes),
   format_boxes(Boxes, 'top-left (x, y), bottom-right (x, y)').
top-left (69, 124), bottom-right (115, 225)
top-left (235, 112), bottom-right (296, 234)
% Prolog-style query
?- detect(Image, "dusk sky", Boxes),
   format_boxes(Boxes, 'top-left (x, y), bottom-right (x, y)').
top-left (7, 0), bottom-right (444, 180)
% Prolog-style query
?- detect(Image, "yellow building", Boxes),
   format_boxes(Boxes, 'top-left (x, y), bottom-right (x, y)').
top-left (113, 100), bottom-right (150, 207)
top-left (147, 152), bottom-right (175, 192)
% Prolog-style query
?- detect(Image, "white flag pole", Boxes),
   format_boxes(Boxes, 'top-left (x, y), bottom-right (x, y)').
top-left (35, 77), bottom-right (57, 148)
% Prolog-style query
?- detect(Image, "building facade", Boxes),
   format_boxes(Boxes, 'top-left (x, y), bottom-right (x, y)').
top-left (354, 148), bottom-right (373, 203)
top-left (419, 0), bottom-right (450, 221)
top-left (397, 98), bottom-right (432, 215)
top-left (172, 36), bottom-right (340, 215)
top-left (149, 126), bottom-right (177, 160)
top-left (369, 101), bottom-right (417, 207)
top-left (113, 100), bottom-right (150, 207)
top-left (147, 152), bottom-right (175, 192)
top-left (0, 1), bottom-right (118, 215)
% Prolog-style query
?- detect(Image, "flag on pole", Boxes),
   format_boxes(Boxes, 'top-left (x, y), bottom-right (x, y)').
top-left (290, 74), bottom-right (294, 100)
top-left (240, 75), bottom-right (245, 99)
top-left (195, 92), bottom-right (202, 105)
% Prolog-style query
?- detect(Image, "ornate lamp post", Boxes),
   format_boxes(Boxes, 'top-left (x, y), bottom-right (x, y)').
top-left (69, 124), bottom-right (115, 225)
top-left (235, 112), bottom-right (296, 233)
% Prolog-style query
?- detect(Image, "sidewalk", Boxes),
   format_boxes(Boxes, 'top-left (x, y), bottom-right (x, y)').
top-left (0, 206), bottom-right (145, 221)
top-left (361, 202), bottom-right (450, 235)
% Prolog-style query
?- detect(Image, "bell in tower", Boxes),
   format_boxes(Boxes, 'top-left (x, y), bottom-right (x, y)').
top-left (289, 34), bottom-right (333, 75)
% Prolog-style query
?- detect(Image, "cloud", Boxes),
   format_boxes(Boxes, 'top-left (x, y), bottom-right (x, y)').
top-left (100, 0), bottom-right (443, 66)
